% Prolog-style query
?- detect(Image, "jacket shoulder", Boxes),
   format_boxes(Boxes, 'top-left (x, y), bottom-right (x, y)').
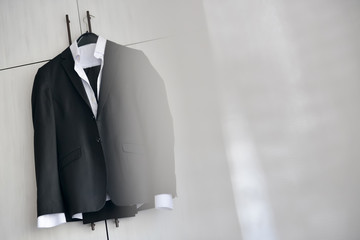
top-left (105, 40), bottom-right (146, 60)
top-left (37, 48), bottom-right (68, 74)
top-left (34, 47), bottom-right (70, 87)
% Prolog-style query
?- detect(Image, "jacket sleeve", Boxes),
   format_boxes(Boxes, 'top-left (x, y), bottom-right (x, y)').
top-left (31, 68), bottom-right (65, 217)
top-left (135, 52), bottom-right (177, 197)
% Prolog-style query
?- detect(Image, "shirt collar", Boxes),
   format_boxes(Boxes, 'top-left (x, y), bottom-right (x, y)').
top-left (94, 36), bottom-right (106, 59)
top-left (70, 35), bottom-right (106, 63)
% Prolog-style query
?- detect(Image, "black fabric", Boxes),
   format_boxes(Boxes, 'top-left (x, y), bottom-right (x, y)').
top-left (84, 65), bottom-right (101, 101)
top-left (82, 201), bottom-right (138, 224)
top-left (31, 40), bottom-right (177, 222)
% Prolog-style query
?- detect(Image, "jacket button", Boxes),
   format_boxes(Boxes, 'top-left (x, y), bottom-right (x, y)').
top-left (96, 137), bottom-right (101, 143)
top-left (92, 115), bottom-right (96, 120)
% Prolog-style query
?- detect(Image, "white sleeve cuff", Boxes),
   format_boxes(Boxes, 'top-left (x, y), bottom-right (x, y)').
top-left (37, 213), bottom-right (66, 228)
top-left (72, 213), bottom-right (83, 219)
top-left (155, 194), bottom-right (173, 210)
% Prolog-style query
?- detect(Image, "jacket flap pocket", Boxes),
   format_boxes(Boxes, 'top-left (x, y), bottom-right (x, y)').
top-left (59, 148), bottom-right (81, 170)
top-left (122, 143), bottom-right (144, 154)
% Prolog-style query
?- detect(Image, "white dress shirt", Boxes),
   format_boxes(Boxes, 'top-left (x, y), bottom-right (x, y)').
top-left (37, 36), bottom-right (173, 228)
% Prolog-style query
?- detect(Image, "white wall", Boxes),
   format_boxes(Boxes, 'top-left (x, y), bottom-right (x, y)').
top-left (203, 0), bottom-right (360, 240)
top-left (0, 0), bottom-right (240, 240)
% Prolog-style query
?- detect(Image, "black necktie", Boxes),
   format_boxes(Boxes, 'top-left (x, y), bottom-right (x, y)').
top-left (84, 65), bottom-right (101, 102)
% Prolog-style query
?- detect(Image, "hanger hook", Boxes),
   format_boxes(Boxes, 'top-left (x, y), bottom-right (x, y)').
top-left (82, 14), bottom-right (95, 24)
top-left (82, 12), bottom-right (95, 33)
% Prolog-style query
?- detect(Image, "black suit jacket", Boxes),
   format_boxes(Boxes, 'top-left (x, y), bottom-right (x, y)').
top-left (31, 40), bottom-right (176, 218)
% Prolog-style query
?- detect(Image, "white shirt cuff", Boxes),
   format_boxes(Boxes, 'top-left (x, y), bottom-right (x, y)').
top-left (72, 213), bottom-right (83, 219)
top-left (155, 194), bottom-right (173, 209)
top-left (37, 213), bottom-right (66, 228)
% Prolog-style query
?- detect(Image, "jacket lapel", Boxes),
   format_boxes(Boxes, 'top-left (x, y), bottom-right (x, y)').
top-left (60, 49), bottom-right (92, 110)
top-left (97, 40), bottom-right (118, 118)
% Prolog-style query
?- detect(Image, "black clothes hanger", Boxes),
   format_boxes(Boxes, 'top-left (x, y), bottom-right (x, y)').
top-left (77, 31), bottom-right (98, 47)
top-left (76, 11), bottom-right (97, 47)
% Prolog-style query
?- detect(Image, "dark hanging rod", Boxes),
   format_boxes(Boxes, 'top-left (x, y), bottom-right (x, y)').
top-left (65, 14), bottom-right (72, 45)
top-left (86, 11), bottom-right (92, 33)
top-left (66, 10), bottom-right (92, 45)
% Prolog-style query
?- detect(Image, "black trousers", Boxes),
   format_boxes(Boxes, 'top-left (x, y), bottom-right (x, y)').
top-left (82, 201), bottom-right (138, 224)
